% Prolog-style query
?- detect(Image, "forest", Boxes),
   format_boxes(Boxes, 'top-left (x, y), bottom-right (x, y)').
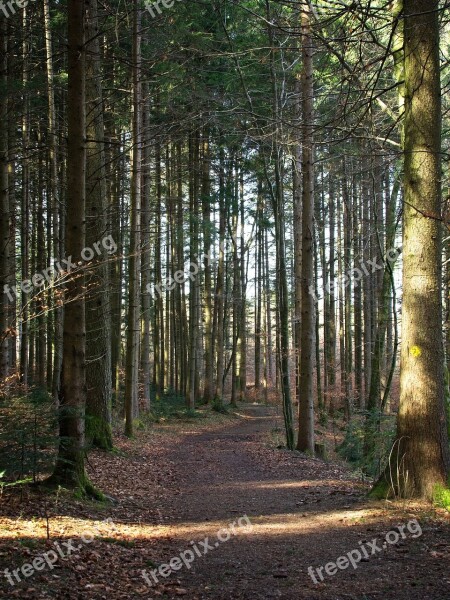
top-left (0, 0), bottom-right (450, 599)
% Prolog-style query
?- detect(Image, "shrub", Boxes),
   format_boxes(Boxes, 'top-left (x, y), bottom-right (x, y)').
top-left (0, 388), bottom-right (58, 484)
top-left (337, 412), bottom-right (396, 479)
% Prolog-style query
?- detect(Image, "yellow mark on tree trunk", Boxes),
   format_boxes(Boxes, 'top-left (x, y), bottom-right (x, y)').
top-left (410, 345), bottom-right (422, 358)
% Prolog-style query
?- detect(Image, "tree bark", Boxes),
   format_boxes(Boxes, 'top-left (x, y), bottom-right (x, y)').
top-left (297, 0), bottom-right (315, 453)
top-left (374, 0), bottom-right (450, 499)
top-left (85, 0), bottom-right (113, 449)
top-left (49, 0), bottom-right (97, 496)
top-left (124, 0), bottom-right (142, 436)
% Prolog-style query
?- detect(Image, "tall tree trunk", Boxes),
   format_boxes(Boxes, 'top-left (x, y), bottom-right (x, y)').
top-left (110, 128), bottom-right (124, 404)
top-left (265, 0), bottom-right (294, 448)
top-left (264, 227), bottom-right (273, 396)
top-left (318, 167), bottom-right (329, 414)
top-left (328, 173), bottom-right (336, 413)
top-left (124, 1), bottom-right (142, 436)
top-left (238, 168), bottom-right (247, 402)
top-left (6, 29), bottom-right (16, 375)
top-left (297, 0), bottom-right (315, 453)
top-left (374, 0), bottom-right (450, 499)
top-left (0, 18), bottom-right (10, 380)
top-left (230, 164), bottom-right (240, 407)
top-left (353, 171), bottom-right (363, 407)
top-left (342, 161), bottom-right (352, 420)
top-left (188, 132), bottom-right (199, 409)
top-left (36, 158), bottom-right (46, 388)
top-left (49, 0), bottom-right (96, 495)
top-left (140, 88), bottom-right (151, 410)
top-left (85, 0), bottom-right (113, 449)
top-left (292, 117), bottom-right (300, 420)
top-left (153, 139), bottom-right (163, 399)
top-left (176, 141), bottom-right (187, 398)
top-left (313, 226), bottom-right (323, 418)
top-left (254, 178), bottom-right (264, 392)
top-left (20, 8), bottom-right (30, 385)
top-left (44, 0), bottom-right (63, 403)
top-left (202, 132), bottom-right (214, 403)
top-left (214, 146), bottom-right (227, 404)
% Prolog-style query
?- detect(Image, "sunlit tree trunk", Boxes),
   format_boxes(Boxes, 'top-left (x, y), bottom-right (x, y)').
top-left (374, 0), bottom-right (450, 499)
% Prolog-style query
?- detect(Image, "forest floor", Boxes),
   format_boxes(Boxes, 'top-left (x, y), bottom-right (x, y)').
top-left (1, 403), bottom-right (450, 599)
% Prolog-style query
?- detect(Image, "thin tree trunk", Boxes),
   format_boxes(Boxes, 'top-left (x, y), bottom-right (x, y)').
top-left (202, 132), bottom-right (214, 402)
top-left (214, 146), bottom-right (227, 404)
top-left (254, 178), bottom-right (264, 392)
top-left (124, 1), bottom-right (142, 436)
top-left (297, 0), bottom-right (315, 453)
top-left (44, 0), bottom-right (63, 403)
top-left (238, 168), bottom-right (247, 402)
top-left (140, 87), bottom-right (151, 410)
top-left (0, 19), bottom-right (10, 380)
top-left (188, 132), bottom-right (199, 409)
top-left (328, 173), bottom-right (336, 414)
top-left (343, 160), bottom-right (352, 420)
top-left (353, 171), bottom-right (363, 407)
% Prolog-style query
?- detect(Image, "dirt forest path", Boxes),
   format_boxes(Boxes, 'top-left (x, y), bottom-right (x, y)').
top-left (1, 404), bottom-right (450, 600)
top-left (135, 405), bottom-right (450, 600)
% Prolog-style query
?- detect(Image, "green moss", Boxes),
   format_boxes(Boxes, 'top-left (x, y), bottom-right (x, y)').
top-left (133, 418), bottom-right (146, 431)
top-left (98, 536), bottom-right (135, 548)
top-left (211, 396), bottom-right (228, 414)
top-left (19, 538), bottom-right (40, 549)
top-left (80, 479), bottom-right (105, 501)
top-left (368, 477), bottom-right (390, 500)
top-left (433, 483), bottom-right (450, 511)
top-left (44, 468), bottom-right (104, 501)
top-left (85, 415), bottom-right (113, 451)
top-left (445, 365), bottom-right (450, 442)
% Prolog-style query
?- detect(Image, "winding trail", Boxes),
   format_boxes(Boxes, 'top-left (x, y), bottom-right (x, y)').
top-left (2, 404), bottom-right (449, 600)
top-left (139, 404), bottom-right (449, 600)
